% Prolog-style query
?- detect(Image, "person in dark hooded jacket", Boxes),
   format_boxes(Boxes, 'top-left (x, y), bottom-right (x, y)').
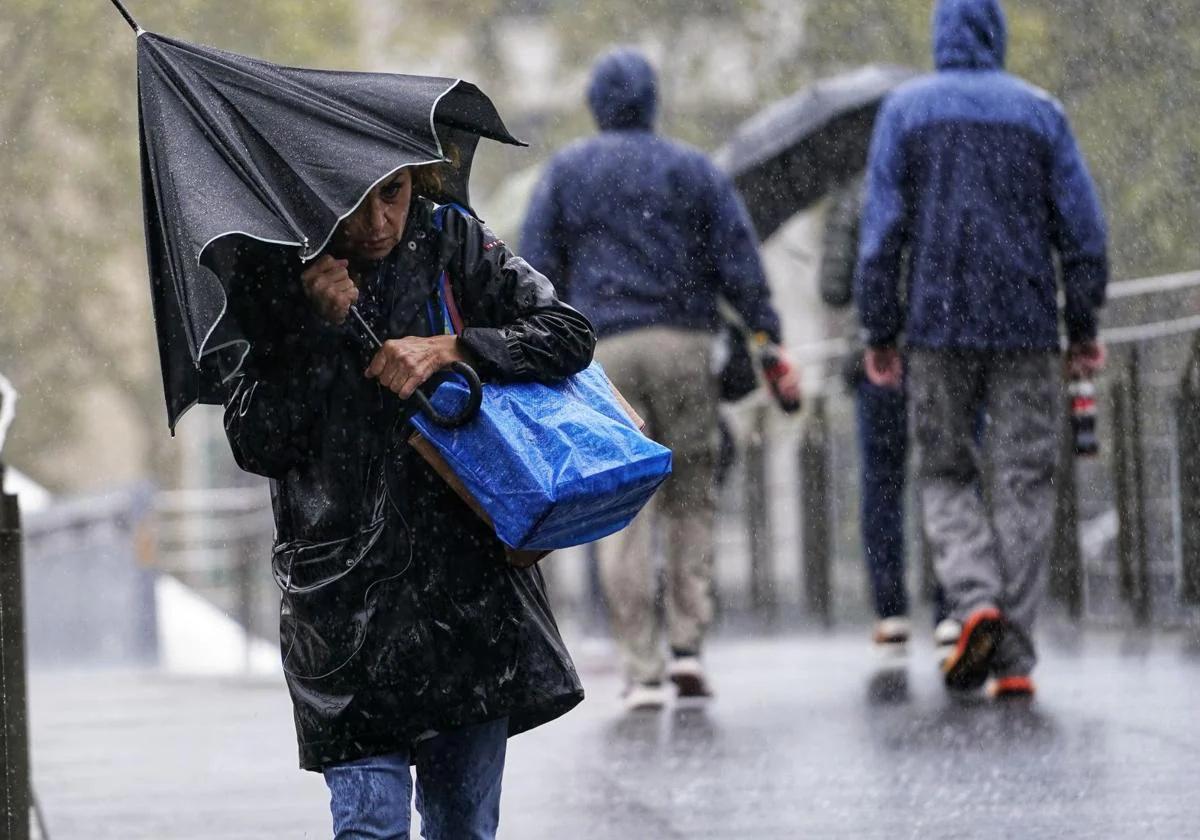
top-left (855, 0), bottom-right (1108, 698)
top-left (522, 47), bottom-right (798, 711)
top-left (224, 163), bottom-right (594, 839)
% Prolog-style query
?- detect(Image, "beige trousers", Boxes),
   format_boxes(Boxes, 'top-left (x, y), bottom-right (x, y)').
top-left (594, 327), bottom-right (718, 685)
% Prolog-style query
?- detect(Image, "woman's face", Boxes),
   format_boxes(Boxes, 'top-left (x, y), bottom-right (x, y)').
top-left (333, 169), bottom-right (413, 261)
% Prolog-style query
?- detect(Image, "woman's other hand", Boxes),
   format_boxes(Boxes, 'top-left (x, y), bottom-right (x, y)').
top-left (301, 256), bottom-right (359, 324)
top-left (365, 336), bottom-right (466, 399)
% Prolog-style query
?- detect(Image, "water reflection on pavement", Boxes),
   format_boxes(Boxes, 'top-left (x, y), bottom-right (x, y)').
top-left (28, 628), bottom-right (1200, 839)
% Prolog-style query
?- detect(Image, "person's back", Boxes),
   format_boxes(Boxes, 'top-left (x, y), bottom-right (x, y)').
top-left (857, 0), bottom-right (1107, 352)
top-left (522, 47), bottom-right (795, 712)
top-left (855, 0), bottom-right (1108, 699)
top-left (522, 48), bottom-right (781, 343)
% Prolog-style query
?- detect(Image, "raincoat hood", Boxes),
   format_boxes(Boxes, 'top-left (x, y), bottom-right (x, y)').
top-left (934, 0), bottom-right (1007, 70)
top-left (587, 47), bottom-right (657, 131)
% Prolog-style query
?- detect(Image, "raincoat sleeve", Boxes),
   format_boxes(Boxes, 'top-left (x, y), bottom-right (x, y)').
top-left (705, 161), bottom-right (784, 344)
top-left (1047, 107), bottom-right (1109, 344)
top-left (855, 97), bottom-right (909, 348)
top-left (520, 162), bottom-right (569, 298)
top-left (444, 210), bottom-right (596, 382)
top-left (222, 272), bottom-right (342, 479)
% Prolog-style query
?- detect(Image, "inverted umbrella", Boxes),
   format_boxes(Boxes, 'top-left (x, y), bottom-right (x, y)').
top-left (111, 0), bottom-right (521, 429)
top-left (715, 64), bottom-right (919, 242)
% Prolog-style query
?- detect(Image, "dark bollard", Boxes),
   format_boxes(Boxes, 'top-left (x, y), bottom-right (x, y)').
top-left (1050, 381), bottom-right (1083, 620)
top-left (1178, 344), bottom-right (1200, 605)
top-left (0, 472), bottom-right (31, 840)
top-left (745, 404), bottom-right (775, 616)
top-left (800, 395), bottom-right (832, 625)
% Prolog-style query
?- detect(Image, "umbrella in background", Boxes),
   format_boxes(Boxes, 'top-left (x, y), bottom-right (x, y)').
top-left (716, 64), bottom-right (919, 242)
top-left (109, 0), bottom-right (521, 430)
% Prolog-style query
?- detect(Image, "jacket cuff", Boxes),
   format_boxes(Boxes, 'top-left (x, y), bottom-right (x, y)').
top-left (1064, 308), bottom-right (1099, 345)
top-left (460, 326), bottom-right (528, 379)
top-left (861, 327), bottom-right (899, 349)
top-left (749, 321), bottom-right (783, 346)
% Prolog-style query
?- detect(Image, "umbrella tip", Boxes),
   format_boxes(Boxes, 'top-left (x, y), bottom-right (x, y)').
top-left (108, 0), bottom-right (143, 34)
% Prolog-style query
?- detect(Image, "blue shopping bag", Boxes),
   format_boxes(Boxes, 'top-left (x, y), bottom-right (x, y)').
top-left (407, 203), bottom-right (671, 552)
top-left (410, 360), bottom-right (673, 552)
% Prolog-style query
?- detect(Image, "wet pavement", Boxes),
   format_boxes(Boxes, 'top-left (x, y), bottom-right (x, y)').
top-left (28, 626), bottom-right (1200, 838)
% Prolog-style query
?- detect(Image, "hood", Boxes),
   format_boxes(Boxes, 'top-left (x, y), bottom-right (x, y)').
top-left (934, 0), bottom-right (1007, 70)
top-left (587, 47), bottom-right (657, 131)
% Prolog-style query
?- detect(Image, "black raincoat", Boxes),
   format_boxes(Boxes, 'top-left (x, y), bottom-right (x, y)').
top-left (222, 198), bottom-right (594, 770)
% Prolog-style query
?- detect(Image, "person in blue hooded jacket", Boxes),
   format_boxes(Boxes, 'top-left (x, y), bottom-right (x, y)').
top-left (523, 47), bottom-right (799, 711)
top-left (855, 0), bottom-right (1108, 697)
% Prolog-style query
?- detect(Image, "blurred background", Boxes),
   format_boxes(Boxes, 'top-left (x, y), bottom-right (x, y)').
top-left (3, 2), bottom-right (1200, 837)
top-left (4, 1), bottom-right (1199, 652)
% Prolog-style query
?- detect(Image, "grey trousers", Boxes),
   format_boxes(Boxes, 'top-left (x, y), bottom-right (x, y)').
top-left (594, 327), bottom-right (718, 685)
top-left (908, 350), bottom-right (1060, 676)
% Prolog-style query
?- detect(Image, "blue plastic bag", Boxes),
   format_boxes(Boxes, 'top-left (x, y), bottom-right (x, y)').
top-left (409, 363), bottom-right (673, 551)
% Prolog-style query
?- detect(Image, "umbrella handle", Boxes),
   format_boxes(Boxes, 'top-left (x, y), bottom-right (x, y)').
top-left (349, 306), bottom-right (483, 428)
top-left (413, 362), bottom-right (483, 429)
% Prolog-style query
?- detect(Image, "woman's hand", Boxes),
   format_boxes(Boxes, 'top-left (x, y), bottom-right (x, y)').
top-left (365, 335), bottom-right (466, 399)
top-left (301, 256), bottom-right (359, 324)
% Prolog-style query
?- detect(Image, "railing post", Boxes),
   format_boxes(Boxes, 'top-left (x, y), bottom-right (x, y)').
top-left (1050, 381), bottom-right (1083, 620)
top-left (235, 528), bottom-right (256, 673)
top-left (0, 470), bottom-right (31, 840)
top-left (1112, 348), bottom-right (1150, 625)
top-left (745, 404), bottom-right (775, 616)
top-left (1178, 340), bottom-right (1200, 606)
top-left (800, 395), bottom-right (832, 625)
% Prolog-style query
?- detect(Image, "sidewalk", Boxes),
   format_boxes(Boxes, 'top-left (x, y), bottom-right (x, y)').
top-left (29, 628), bottom-right (1200, 838)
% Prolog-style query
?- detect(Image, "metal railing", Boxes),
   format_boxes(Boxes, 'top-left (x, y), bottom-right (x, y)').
top-left (117, 271), bottom-right (1200, 633)
top-left (754, 270), bottom-right (1200, 627)
top-left (153, 487), bottom-right (277, 656)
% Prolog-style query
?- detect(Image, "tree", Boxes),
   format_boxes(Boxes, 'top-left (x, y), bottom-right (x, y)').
top-left (803, 0), bottom-right (1200, 281)
top-left (0, 0), bottom-right (357, 489)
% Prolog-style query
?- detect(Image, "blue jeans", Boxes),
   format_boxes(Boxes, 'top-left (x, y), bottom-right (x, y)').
top-left (323, 718), bottom-right (508, 840)
top-left (857, 380), bottom-right (910, 619)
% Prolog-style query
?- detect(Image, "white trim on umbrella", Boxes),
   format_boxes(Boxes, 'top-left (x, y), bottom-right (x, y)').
top-left (179, 77), bottom-right (464, 415)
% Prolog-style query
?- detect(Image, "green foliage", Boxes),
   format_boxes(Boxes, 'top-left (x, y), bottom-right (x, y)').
top-left (803, 0), bottom-right (1200, 281)
top-left (0, 0), bottom-right (357, 487)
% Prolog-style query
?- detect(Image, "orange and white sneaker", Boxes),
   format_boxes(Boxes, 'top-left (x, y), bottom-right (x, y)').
top-left (990, 675), bottom-right (1036, 699)
top-left (941, 606), bottom-right (1005, 692)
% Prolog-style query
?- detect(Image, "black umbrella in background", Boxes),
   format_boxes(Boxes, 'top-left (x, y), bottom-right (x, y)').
top-left (716, 64), bottom-right (919, 242)
top-left (110, 0), bottom-right (521, 429)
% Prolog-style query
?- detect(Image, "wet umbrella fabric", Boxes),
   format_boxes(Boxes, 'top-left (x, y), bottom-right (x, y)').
top-left (134, 31), bottom-right (523, 429)
top-left (715, 64), bottom-right (918, 242)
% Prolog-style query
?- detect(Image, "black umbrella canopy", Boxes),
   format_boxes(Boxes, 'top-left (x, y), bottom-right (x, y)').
top-left (123, 6), bottom-right (523, 429)
top-left (716, 64), bottom-right (919, 242)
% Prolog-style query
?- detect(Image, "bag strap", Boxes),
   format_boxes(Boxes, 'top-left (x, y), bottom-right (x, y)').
top-left (428, 203), bottom-right (470, 336)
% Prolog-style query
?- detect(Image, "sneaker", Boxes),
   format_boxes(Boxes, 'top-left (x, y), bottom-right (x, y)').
top-left (933, 618), bottom-right (962, 668)
top-left (622, 681), bottom-right (669, 712)
top-left (989, 675), bottom-right (1035, 699)
top-left (667, 656), bottom-right (713, 700)
top-left (873, 616), bottom-right (911, 660)
top-left (941, 606), bottom-right (1005, 692)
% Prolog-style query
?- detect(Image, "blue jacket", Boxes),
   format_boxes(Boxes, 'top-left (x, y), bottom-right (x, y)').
top-left (521, 48), bottom-right (783, 343)
top-left (855, 0), bottom-right (1108, 351)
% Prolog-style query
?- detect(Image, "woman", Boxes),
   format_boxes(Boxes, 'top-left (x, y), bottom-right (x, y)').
top-left (223, 162), bottom-right (594, 839)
